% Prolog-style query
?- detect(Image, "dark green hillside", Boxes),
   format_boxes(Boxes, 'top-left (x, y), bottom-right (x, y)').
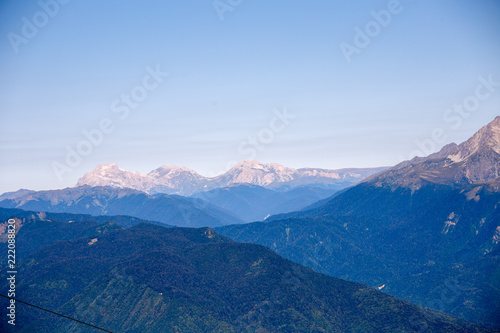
top-left (0, 223), bottom-right (490, 332)
top-left (0, 206), bottom-right (173, 265)
top-left (0, 207), bottom-right (167, 228)
top-left (217, 182), bottom-right (500, 329)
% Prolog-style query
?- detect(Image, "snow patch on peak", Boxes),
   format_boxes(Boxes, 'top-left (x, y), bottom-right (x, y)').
top-left (222, 160), bottom-right (296, 186)
top-left (96, 162), bottom-right (121, 171)
top-left (447, 116), bottom-right (500, 162)
top-left (234, 160), bottom-right (262, 167)
top-left (299, 169), bottom-right (341, 179)
top-left (155, 165), bottom-right (192, 172)
top-left (232, 160), bottom-right (270, 170)
top-left (148, 165), bottom-right (200, 178)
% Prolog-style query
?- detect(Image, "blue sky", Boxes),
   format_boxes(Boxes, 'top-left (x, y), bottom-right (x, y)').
top-left (1, 0), bottom-right (499, 193)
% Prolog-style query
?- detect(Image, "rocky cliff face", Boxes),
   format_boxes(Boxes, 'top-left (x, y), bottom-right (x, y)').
top-left (366, 116), bottom-right (500, 189)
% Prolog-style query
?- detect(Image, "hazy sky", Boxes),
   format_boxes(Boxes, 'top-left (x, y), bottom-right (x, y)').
top-left (1, 0), bottom-right (499, 193)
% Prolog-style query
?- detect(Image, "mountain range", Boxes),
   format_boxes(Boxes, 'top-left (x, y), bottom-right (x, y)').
top-left (76, 160), bottom-right (386, 195)
top-left (0, 162), bottom-right (385, 226)
top-left (217, 116), bottom-right (500, 329)
top-left (0, 184), bottom-right (342, 226)
top-left (0, 186), bottom-right (243, 228)
top-left (1, 213), bottom-right (494, 332)
top-left (1, 117), bottom-right (499, 331)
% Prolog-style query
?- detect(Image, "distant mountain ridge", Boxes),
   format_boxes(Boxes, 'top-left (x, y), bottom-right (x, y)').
top-left (0, 207), bottom-right (167, 230)
top-left (76, 160), bottom-right (387, 195)
top-left (0, 188), bottom-right (36, 201)
top-left (0, 186), bottom-right (243, 228)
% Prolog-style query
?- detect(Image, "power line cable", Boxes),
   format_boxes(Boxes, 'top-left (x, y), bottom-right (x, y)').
top-left (0, 294), bottom-right (114, 332)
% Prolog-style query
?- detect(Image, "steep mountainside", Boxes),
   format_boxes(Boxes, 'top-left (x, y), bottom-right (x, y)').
top-left (0, 186), bottom-right (242, 228)
top-left (218, 183), bottom-right (500, 326)
top-left (217, 117), bottom-right (500, 329)
top-left (0, 222), bottom-right (493, 333)
top-left (76, 160), bottom-right (386, 195)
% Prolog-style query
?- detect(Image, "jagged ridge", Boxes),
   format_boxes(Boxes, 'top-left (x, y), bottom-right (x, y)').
top-left (366, 116), bottom-right (500, 189)
top-left (77, 160), bottom-right (387, 195)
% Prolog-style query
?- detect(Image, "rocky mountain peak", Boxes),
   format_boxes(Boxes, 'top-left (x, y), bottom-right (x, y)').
top-left (367, 116), bottom-right (500, 189)
top-left (148, 165), bottom-right (201, 178)
top-left (448, 116), bottom-right (500, 163)
top-left (76, 160), bottom-right (385, 195)
top-left (91, 162), bottom-right (122, 173)
top-left (221, 160), bottom-right (296, 186)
